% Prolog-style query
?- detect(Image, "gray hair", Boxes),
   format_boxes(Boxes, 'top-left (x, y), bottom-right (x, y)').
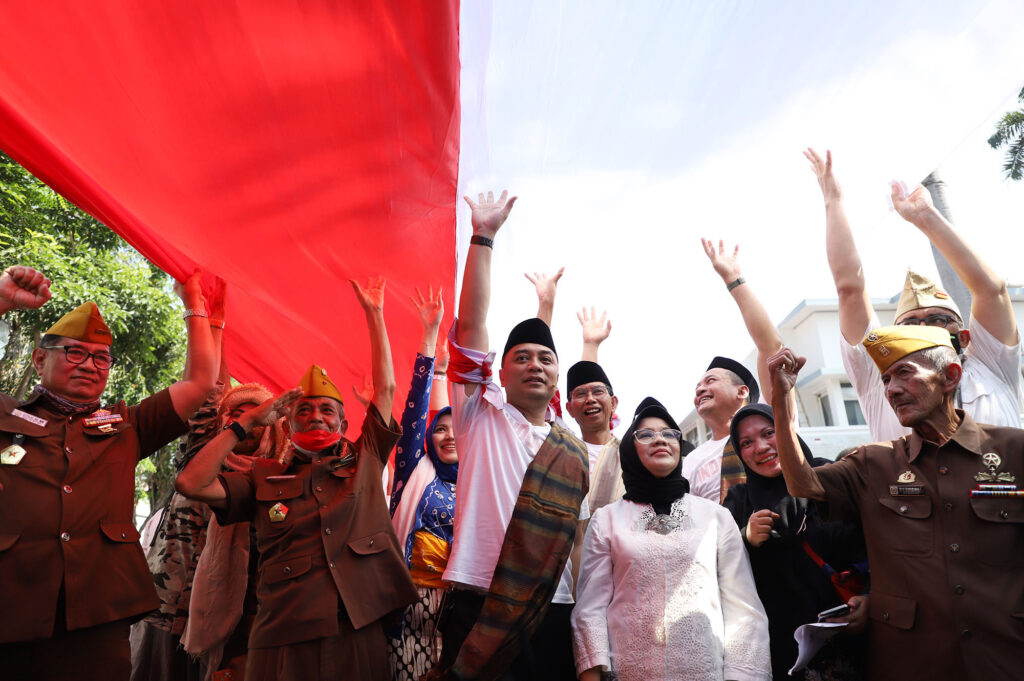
top-left (917, 346), bottom-right (960, 376)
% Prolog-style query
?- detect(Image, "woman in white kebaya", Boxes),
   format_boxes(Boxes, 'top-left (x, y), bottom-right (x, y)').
top-left (571, 397), bottom-right (770, 681)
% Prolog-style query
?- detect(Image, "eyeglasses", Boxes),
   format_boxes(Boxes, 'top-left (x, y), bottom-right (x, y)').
top-left (43, 345), bottom-right (117, 371)
top-left (896, 313), bottom-right (959, 328)
top-left (569, 385), bottom-right (609, 401)
top-left (633, 428), bottom-right (682, 444)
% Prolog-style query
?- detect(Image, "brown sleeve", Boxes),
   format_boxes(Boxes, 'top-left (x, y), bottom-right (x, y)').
top-left (358, 403), bottom-right (402, 465)
top-left (814, 452), bottom-right (868, 523)
top-left (125, 387), bottom-right (189, 460)
top-left (212, 471), bottom-right (256, 526)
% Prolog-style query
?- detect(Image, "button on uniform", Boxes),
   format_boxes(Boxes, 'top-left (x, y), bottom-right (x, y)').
top-left (62, 484), bottom-right (72, 494)
top-left (954, 585), bottom-right (965, 595)
top-left (949, 543), bottom-right (960, 553)
top-left (60, 531), bottom-right (71, 542)
top-left (938, 466), bottom-right (949, 475)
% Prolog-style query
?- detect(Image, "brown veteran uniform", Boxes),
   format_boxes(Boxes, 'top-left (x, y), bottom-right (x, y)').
top-left (816, 411), bottom-right (1024, 681)
top-left (215, 403), bottom-right (417, 680)
top-left (0, 389), bottom-right (186, 663)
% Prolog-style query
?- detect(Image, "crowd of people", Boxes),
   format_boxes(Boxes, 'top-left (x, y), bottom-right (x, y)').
top-left (0, 149), bottom-right (1022, 681)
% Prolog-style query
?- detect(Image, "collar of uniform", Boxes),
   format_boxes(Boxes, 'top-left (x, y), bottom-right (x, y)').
top-left (907, 410), bottom-right (980, 462)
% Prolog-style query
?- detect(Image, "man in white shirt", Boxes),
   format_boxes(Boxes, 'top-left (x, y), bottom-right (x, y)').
top-left (437, 190), bottom-right (589, 681)
top-left (681, 356), bottom-right (759, 503)
top-left (806, 148), bottom-right (1022, 442)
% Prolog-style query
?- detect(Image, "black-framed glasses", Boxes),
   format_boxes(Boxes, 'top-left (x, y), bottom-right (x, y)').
top-left (43, 345), bottom-right (117, 371)
top-left (634, 428), bottom-right (682, 444)
top-left (896, 313), bottom-right (958, 328)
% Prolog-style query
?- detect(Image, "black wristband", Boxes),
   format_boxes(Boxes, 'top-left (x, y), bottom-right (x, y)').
top-left (470, 234), bottom-right (494, 249)
top-left (225, 421), bottom-right (248, 441)
top-left (726, 277), bottom-right (746, 292)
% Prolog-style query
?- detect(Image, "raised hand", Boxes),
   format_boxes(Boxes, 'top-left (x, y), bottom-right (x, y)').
top-left (803, 148), bottom-right (842, 201)
top-left (350, 276), bottom-right (386, 313)
top-left (464, 190), bottom-right (517, 237)
top-left (242, 387), bottom-right (303, 428)
top-left (577, 307), bottom-right (611, 346)
top-left (435, 336), bottom-right (450, 374)
top-left (0, 265), bottom-right (52, 314)
top-left (351, 376), bottom-right (373, 408)
top-left (767, 347), bottom-right (806, 398)
top-left (701, 238), bottom-right (742, 283)
top-left (525, 268), bottom-right (564, 306)
top-left (207, 276), bottom-right (228, 322)
top-left (890, 180), bottom-right (935, 225)
top-left (412, 285), bottom-right (444, 333)
top-left (174, 270), bottom-right (207, 312)
top-left (745, 509), bottom-right (780, 547)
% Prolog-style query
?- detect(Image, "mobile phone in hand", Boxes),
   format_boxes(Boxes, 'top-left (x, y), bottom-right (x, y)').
top-left (817, 604), bottom-right (851, 622)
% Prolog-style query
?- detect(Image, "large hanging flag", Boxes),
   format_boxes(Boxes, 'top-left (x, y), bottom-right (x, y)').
top-left (0, 1), bottom-right (460, 427)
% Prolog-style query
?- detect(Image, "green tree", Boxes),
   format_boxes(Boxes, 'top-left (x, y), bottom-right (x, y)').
top-left (988, 86), bottom-right (1024, 181)
top-left (0, 151), bottom-right (186, 515)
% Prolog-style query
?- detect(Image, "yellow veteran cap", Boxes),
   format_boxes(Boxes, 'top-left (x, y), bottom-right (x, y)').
top-left (298, 364), bottom-right (344, 404)
top-left (862, 325), bottom-right (954, 373)
top-left (895, 269), bottom-right (962, 321)
top-left (45, 302), bottom-right (112, 345)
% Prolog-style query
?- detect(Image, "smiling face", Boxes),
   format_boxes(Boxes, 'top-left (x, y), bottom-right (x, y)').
top-left (565, 381), bottom-right (618, 433)
top-left (735, 414), bottom-right (783, 478)
top-left (499, 343), bottom-right (558, 411)
top-left (290, 397), bottom-right (348, 434)
top-left (32, 337), bottom-right (111, 402)
top-left (693, 368), bottom-right (748, 422)
top-left (431, 412), bottom-right (457, 464)
top-left (634, 416), bottom-right (682, 478)
top-left (881, 352), bottom-right (951, 427)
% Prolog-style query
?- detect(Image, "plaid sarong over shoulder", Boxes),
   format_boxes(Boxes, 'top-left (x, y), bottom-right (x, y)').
top-left (447, 422), bottom-right (588, 681)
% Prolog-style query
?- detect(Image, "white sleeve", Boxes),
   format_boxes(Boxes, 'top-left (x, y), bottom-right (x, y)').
top-left (716, 509), bottom-right (772, 681)
top-left (839, 312), bottom-right (910, 442)
top-left (571, 507), bottom-right (614, 675)
top-left (966, 314), bottom-right (1023, 401)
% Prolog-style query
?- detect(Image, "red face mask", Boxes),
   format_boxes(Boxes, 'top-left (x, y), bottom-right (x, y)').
top-left (291, 429), bottom-right (342, 452)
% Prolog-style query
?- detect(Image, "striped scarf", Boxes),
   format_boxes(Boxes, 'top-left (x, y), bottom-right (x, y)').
top-left (718, 439), bottom-right (747, 504)
top-left (446, 422), bottom-right (588, 681)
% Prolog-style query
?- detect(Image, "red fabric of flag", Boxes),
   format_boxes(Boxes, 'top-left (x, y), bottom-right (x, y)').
top-left (0, 1), bottom-right (460, 428)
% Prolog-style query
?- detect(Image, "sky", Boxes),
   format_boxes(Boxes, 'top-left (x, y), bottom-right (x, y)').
top-left (454, 0), bottom-right (1024, 429)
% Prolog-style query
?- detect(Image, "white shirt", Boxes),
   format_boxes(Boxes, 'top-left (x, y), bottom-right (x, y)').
top-left (841, 313), bottom-right (1022, 442)
top-left (571, 496), bottom-right (771, 681)
top-left (442, 337), bottom-right (587, 604)
top-left (681, 436), bottom-right (729, 504)
top-left (585, 441), bottom-right (604, 473)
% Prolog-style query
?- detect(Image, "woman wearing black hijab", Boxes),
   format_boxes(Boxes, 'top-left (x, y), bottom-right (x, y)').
top-left (724, 403), bottom-right (868, 680)
top-left (571, 398), bottom-right (771, 681)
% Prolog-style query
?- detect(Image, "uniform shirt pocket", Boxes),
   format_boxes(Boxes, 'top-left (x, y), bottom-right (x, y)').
top-left (256, 477), bottom-right (303, 501)
top-left (263, 554), bottom-right (312, 584)
top-left (969, 496), bottom-right (1024, 566)
top-left (100, 521), bottom-right (141, 543)
top-left (875, 495), bottom-right (933, 556)
top-left (869, 590), bottom-right (917, 630)
top-left (348, 531), bottom-right (391, 556)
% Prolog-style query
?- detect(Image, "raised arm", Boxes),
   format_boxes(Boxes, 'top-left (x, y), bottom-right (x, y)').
top-left (206, 277), bottom-right (231, 386)
top-left (0, 265), bottom-right (51, 316)
top-left (350, 276), bottom-right (396, 419)
top-left (525, 267), bottom-right (564, 326)
top-left (168, 271), bottom-right (218, 422)
top-left (429, 337), bottom-right (450, 412)
top-left (175, 388), bottom-right (302, 506)
top-left (577, 307), bottom-right (611, 362)
top-left (804, 149), bottom-right (872, 344)
top-left (891, 181), bottom-right (1018, 345)
top-left (767, 348), bottom-right (825, 500)
top-left (701, 238), bottom-right (789, 405)
top-left (455, 190), bottom-right (517, 352)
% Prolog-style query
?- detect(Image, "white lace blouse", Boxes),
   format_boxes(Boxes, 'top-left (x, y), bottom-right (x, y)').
top-left (571, 496), bottom-right (771, 681)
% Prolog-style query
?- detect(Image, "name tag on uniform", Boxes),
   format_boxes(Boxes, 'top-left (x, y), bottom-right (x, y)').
top-left (83, 410), bottom-right (123, 428)
top-left (889, 485), bottom-right (925, 496)
top-left (11, 409), bottom-right (46, 428)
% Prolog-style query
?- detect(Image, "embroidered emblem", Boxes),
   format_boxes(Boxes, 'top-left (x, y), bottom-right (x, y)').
top-left (897, 470), bottom-right (916, 484)
top-left (879, 346), bottom-right (890, 357)
top-left (866, 332), bottom-right (879, 342)
top-left (268, 502), bottom-right (289, 522)
top-left (975, 452), bottom-right (1016, 483)
top-left (1, 444), bottom-right (26, 465)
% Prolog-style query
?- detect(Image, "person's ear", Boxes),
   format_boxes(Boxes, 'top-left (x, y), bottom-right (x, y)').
top-left (956, 329), bottom-right (970, 351)
top-left (498, 367), bottom-right (507, 387)
top-left (565, 400), bottom-right (578, 419)
top-left (943, 363), bottom-right (963, 395)
top-left (610, 395), bottom-right (619, 413)
top-left (737, 384), bottom-right (750, 403)
top-left (31, 347), bottom-right (47, 377)
top-left (339, 418), bottom-right (349, 437)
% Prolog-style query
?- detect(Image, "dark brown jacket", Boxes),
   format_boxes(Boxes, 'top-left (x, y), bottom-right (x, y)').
top-left (217, 404), bottom-right (417, 648)
top-left (0, 389), bottom-right (186, 643)
top-left (817, 411), bottom-right (1024, 681)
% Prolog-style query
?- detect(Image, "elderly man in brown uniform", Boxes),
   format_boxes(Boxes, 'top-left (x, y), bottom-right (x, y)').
top-left (176, 277), bottom-right (417, 681)
top-left (767, 326), bottom-right (1024, 681)
top-left (0, 265), bottom-right (217, 681)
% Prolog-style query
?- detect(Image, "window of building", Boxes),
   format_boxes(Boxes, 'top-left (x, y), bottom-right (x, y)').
top-left (819, 393), bottom-right (834, 427)
top-left (840, 382), bottom-right (866, 426)
top-left (685, 427), bottom-right (699, 445)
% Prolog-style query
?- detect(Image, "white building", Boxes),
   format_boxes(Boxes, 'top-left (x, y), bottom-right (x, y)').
top-left (678, 289), bottom-right (1024, 459)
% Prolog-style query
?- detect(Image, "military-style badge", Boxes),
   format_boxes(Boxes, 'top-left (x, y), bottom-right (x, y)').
top-left (897, 470), bottom-right (916, 484)
top-left (83, 409), bottom-right (123, 428)
top-left (268, 502), bottom-right (289, 522)
top-left (866, 332), bottom-right (879, 342)
top-left (975, 452), bottom-right (1016, 484)
top-left (1, 444), bottom-right (26, 465)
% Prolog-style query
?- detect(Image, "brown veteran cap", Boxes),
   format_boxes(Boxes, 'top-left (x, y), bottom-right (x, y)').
top-left (298, 364), bottom-right (344, 404)
top-left (895, 269), bottom-right (962, 321)
top-left (45, 301), bottom-right (112, 345)
top-left (862, 325), bottom-right (954, 373)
